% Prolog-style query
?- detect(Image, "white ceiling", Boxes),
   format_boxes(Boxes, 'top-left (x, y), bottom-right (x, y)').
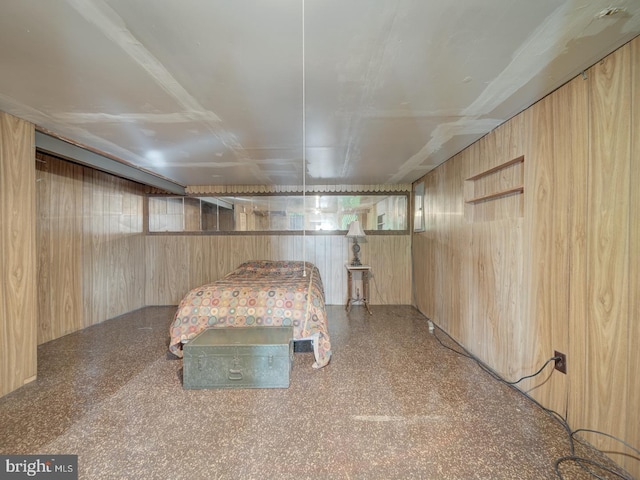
top-left (1, 1), bottom-right (639, 188)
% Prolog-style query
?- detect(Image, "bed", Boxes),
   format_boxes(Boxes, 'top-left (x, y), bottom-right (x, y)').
top-left (169, 260), bottom-right (332, 368)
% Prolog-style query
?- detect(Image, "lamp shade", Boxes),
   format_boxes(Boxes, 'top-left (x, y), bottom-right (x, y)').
top-left (346, 220), bottom-right (366, 238)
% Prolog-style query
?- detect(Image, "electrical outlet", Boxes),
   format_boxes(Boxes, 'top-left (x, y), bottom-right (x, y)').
top-left (554, 351), bottom-right (567, 374)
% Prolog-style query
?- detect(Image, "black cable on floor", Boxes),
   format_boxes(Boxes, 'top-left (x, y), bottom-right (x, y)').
top-left (572, 430), bottom-right (640, 458)
top-left (430, 322), bottom-right (558, 385)
top-left (428, 320), bottom-right (637, 479)
top-left (554, 430), bottom-right (640, 480)
top-left (555, 457), bottom-right (629, 480)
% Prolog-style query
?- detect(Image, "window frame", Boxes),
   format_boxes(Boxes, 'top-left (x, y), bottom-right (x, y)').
top-left (145, 192), bottom-right (410, 236)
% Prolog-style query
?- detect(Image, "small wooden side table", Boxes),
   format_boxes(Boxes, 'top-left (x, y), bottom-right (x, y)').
top-left (345, 264), bottom-right (372, 315)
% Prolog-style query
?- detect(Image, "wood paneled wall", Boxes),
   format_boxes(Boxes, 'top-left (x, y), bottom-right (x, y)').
top-left (145, 234), bottom-right (411, 307)
top-left (629, 37), bottom-right (640, 477)
top-left (36, 153), bottom-right (147, 343)
top-left (412, 36), bottom-right (640, 477)
top-left (581, 43), bottom-right (635, 470)
top-left (35, 148), bottom-right (410, 347)
top-left (0, 112), bottom-right (36, 397)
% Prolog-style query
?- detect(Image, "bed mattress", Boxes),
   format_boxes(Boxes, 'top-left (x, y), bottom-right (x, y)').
top-left (169, 260), bottom-right (332, 368)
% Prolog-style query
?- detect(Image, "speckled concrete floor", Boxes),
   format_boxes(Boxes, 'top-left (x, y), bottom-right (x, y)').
top-left (0, 306), bottom-right (627, 479)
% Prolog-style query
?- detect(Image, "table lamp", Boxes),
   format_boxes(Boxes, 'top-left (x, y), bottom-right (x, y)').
top-left (346, 220), bottom-right (366, 266)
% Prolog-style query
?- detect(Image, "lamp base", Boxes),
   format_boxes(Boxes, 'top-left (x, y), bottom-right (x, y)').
top-left (350, 240), bottom-right (362, 266)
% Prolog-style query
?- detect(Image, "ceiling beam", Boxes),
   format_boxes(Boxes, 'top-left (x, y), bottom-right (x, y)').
top-left (35, 131), bottom-right (186, 195)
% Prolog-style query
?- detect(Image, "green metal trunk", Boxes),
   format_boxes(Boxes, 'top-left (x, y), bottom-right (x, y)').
top-left (183, 327), bottom-right (294, 389)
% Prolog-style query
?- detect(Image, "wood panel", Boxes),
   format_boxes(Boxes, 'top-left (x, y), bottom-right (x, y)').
top-left (366, 234), bottom-right (411, 305)
top-left (499, 112), bottom-right (528, 382)
top-left (82, 167), bottom-right (100, 327)
top-left (583, 45), bottom-right (631, 463)
top-left (36, 153), bottom-right (147, 339)
top-left (36, 155), bottom-right (52, 340)
top-left (626, 36), bottom-right (640, 477)
top-left (145, 236), bottom-right (189, 305)
top-left (0, 112), bottom-right (36, 397)
top-left (458, 150), bottom-right (473, 345)
top-left (464, 142), bottom-right (483, 355)
top-left (464, 124), bottom-right (525, 377)
top-left (411, 37), bottom-right (639, 478)
top-left (522, 91), bottom-right (565, 410)
top-left (35, 154), bottom-right (83, 343)
top-left (107, 176), bottom-right (145, 320)
top-left (145, 234), bottom-right (411, 307)
top-left (440, 159), bottom-right (455, 337)
top-left (564, 73), bottom-right (590, 432)
top-left (432, 166), bottom-right (446, 330)
top-left (470, 136), bottom-right (495, 363)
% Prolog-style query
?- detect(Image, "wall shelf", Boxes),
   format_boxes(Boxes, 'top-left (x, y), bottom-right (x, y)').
top-left (464, 155), bottom-right (524, 221)
top-left (464, 155), bottom-right (524, 205)
top-left (465, 185), bottom-right (524, 204)
top-left (465, 155), bottom-right (524, 182)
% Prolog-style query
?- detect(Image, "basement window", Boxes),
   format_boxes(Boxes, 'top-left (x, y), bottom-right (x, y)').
top-left (147, 194), bottom-right (408, 234)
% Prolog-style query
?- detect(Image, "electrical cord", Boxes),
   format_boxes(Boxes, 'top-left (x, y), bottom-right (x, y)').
top-left (555, 457), bottom-right (628, 480)
top-left (430, 323), bottom-right (559, 385)
top-left (573, 429), bottom-right (640, 457)
top-left (503, 356), bottom-right (560, 385)
top-left (428, 320), bottom-right (638, 479)
top-left (530, 401), bottom-right (633, 480)
top-left (554, 430), bottom-right (640, 480)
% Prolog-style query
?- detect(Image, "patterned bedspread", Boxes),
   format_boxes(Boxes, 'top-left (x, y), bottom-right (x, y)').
top-left (169, 260), bottom-right (332, 368)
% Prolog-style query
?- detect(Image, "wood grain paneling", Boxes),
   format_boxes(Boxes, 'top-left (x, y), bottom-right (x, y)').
top-left (36, 155), bottom-right (52, 341)
top-left (463, 121), bottom-right (526, 378)
top-left (464, 142), bottom-right (482, 355)
top-left (523, 93), bottom-right (563, 409)
top-left (1, 112), bottom-right (36, 397)
top-left (83, 167), bottom-right (102, 327)
top-left (365, 234), bottom-right (411, 305)
top-left (412, 37), bottom-right (640, 479)
top-left (145, 236), bottom-right (190, 305)
top-left (145, 234), bottom-right (411, 307)
top-left (36, 153), bottom-right (83, 343)
top-left (36, 153), bottom-right (147, 340)
top-left (566, 71), bottom-right (591, 437)
top-left (583, 46), bottom-right (631, 463)
top-left (626, 36), bottom-right (640, 477)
